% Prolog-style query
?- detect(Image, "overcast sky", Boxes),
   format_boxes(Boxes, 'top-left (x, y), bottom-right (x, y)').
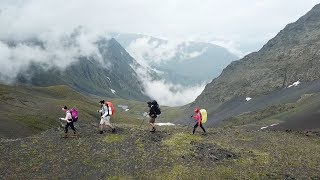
top-left (1, 0), bottom-right (319, 56)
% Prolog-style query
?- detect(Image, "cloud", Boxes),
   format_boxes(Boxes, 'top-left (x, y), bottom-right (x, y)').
top-left (134, 65), bottom-right (205, 106)
top-left (126, 36), bottom-right (210, 67)
top-left (179, 47), bottom-right (208, 59)
top-left (126, 36), bottom-right (180, 66)
top-left (0, 27), bottom-right (106, 83)
top-left (144, 80), bottom-right (205, 106)
top-left (0, 0), bottom-right (318, 56)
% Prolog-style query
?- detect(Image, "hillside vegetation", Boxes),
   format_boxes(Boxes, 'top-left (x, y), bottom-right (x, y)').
top-left (0, 84), bottom-right (182, 138)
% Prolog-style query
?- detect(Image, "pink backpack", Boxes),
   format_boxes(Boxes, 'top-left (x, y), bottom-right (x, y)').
top-left (70, 108), bottom-right (78, 122)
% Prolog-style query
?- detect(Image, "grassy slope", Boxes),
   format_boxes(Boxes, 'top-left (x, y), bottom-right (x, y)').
top-left (0, 124), bottom-right (319, 179)
top-left (1, 85), bottom-right (320, 179)
top-left (0, 84), bottom-right (182, 138)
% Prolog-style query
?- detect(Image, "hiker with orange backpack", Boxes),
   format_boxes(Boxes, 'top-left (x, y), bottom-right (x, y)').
top-left (191, 108), bottom-right (206, 135)
top-left (97, 100), bottom-right (115, 134)
top-left (59, 106), bottom-right (78, 138)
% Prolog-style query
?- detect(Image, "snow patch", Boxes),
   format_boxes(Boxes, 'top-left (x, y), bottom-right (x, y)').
top-left (245, 97), bottom-right (252, 101)
top-left (260, 123), bottom-right (279, 130)
top-left (110, 89), bottom-right (116, 94)
top-left (118, 105), bottom-right (130, 112)
top-left (288, 81), bottom-right (300, 88)
top-left (155, 123), bottom-right (175, 126)
top-left (118, 105), bottom-right (128, 109)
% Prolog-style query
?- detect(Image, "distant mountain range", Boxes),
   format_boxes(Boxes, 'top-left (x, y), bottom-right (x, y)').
top-left (111, 33), bottom-right (239, 85)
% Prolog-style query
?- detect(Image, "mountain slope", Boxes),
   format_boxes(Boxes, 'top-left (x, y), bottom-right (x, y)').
top-left (192, 4), bottom-right (320, 123)
top-left (7, 38), bottom-right (149, 101)
top-left (0, 84), bottom-right (182, 138)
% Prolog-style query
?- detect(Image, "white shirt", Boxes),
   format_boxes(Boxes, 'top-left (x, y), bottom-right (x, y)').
top-left (60, 110), bottom-right (72, 122)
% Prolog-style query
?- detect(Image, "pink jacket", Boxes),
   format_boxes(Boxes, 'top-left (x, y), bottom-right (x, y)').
top-left (192, 112), bottom-right (202, 126)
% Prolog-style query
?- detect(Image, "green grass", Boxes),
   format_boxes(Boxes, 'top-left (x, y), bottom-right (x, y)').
top-left (0, 84), bottom-right (183, 138)
top-left (163, 132), bottom-right (202, 156)
top-left (102, 134), bottom-right (126, 144)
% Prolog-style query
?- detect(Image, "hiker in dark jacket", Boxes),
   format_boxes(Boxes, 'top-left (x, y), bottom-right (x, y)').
top-left (59, 106), bottom-right (76, 138)
top-left (148, 101), bottom-right (157, 132)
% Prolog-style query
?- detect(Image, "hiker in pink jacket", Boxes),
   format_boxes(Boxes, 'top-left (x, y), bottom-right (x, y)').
top-left (191, 108), bottom-right (206, 134)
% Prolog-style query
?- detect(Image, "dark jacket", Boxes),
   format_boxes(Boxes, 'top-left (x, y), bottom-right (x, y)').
top-left (149, 105), bottom-right (157, 118)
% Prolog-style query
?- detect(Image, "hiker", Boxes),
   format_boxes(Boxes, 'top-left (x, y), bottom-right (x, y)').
top-left (97, 100), bottom-right (115, 134)
top-left (191, 108), bottom-right (206, 134)
top-left (59, 106), bottom-right (77, 138)
top-left (147, 100), bottom-right (161, 132)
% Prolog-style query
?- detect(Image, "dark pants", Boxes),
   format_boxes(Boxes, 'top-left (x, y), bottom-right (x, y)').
top-left (193, 122), bottom-right (206, 134)
top-left (65, 121), bottom-right (76, 134)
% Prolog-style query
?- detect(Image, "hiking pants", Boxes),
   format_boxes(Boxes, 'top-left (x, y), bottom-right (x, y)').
top-left (65, 121), bottom-right (76, 134)
top-left (193, 122), bottom-right (206, 134)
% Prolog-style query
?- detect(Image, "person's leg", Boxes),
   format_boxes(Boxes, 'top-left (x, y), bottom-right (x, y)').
top-left (105, 116), bottom-right (115, 132)
top-left (200, 123), bottom-right (206, 133)
top-left (149, 118), bottom-right (155, 132)
top-left (99, 118), bottom-right (105, 134)
top-left (70, 122), bottom-right (76, 135)
top-left (64, 122), bottom-right (70, 137)
top-left (193, 123), bottom-right (198, 134)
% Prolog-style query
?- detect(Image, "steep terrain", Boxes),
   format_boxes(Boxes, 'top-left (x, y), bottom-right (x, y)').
top-left (3, 38), bottom-right (149, 101)
top-left (191, 4), bottom-right (320, 125)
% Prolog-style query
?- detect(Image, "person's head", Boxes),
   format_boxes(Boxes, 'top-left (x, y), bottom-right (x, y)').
top-left (62, 106), bottom-right (68, 112)
top-left (194, 108), bottom-right (200, 113)
top-left (147, 101), bottom-right (152, 107)
top-left (100, 100), bottom-right (105, 106)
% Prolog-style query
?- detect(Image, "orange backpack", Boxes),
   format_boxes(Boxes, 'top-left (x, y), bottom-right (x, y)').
top-left (105, 101), bottom-right (115, 116)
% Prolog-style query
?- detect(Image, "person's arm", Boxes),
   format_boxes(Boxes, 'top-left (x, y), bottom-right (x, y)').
top-left (60, 112), bottom-right (72, 122)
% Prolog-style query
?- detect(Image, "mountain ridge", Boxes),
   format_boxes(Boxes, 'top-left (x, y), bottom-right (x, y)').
top-left (193, 4), bottom-right (320, 110)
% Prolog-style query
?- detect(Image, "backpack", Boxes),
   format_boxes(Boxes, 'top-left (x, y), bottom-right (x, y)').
top-left (151, 100), bottom-right (161, 115)
top-left (200, 109), bottom-right (207, 124)
top-left (105, 101), bottom-right (115, 116)
top-left (70, 108), bottom-right (78, 122)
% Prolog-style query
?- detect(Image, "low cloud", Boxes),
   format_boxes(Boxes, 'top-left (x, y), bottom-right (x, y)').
top-left (127, 36), bottom-right (180, 66)
top-left (0, 27), bottom-right (106, 83)
top-left (179, 47), bottom-right (208, 59)
top-left (127, 36), bottom-right (209, 67)
top-left (135, 66), bottom-right (205, 106)
top-left (144, 80), bottom-right (205, 106)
